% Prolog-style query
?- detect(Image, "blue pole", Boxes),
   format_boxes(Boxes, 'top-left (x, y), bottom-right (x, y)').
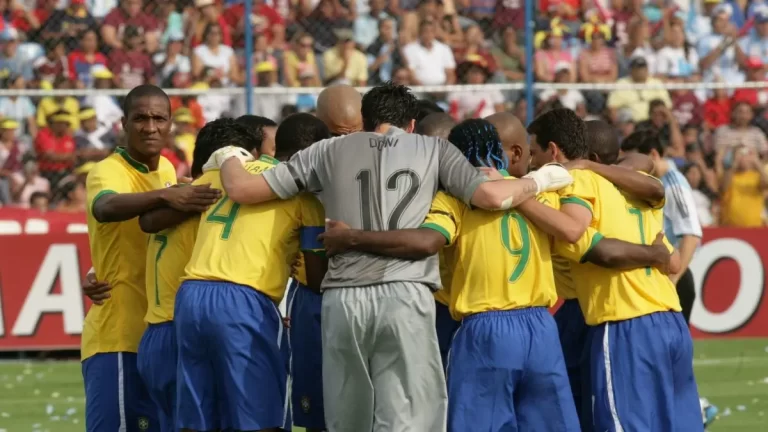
top-left (524, 0), bottom-right (535, 124)
top-left (244, 0), bottom-right (254, 115)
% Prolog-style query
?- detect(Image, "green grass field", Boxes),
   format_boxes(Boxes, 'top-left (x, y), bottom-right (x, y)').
top-left (0, 339), bottom-right (766, 431)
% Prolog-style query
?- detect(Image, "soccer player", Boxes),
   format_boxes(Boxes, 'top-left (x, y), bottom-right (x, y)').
top-left (175, 119), bottom-right (327, 432)
top-left (415, 112), bottom-right (456, 139)
top-left (318, 119), bottom-right (672, 432)
top-left (277, 113), bottom-right (333, 432)
top-left (211, 82), bottom-right (573, 432)
top-left (132, 119), bottom-right (261, 432)
top-left (236, 114), bottom-right (278, 157)
top-left (526, 112), bottom-right (701, 431)
top-left (315, 84), bottom-right (363, 136)
top-left (621, 130), bottom-right (703, 325)
top-left (82, 85), bottom-right (221, 432)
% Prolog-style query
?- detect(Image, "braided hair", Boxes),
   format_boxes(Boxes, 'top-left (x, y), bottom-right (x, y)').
top-left (447, 118), bottom-right (508, 171)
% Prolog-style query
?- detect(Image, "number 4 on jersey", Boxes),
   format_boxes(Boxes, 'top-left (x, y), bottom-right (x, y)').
top-left (206, 196), bottom-right (241, 240)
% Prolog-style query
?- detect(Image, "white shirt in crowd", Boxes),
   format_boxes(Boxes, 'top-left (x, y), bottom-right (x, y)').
top-left (153, 53), bottom-right (191, 83)
top-left (199, 93), bottom-right (233, 123)
top-left (691, 189), bottom-right (715, 227)
top-left (84, 95), bottom-right (124, 130)
top-left (629, 45), bottom-right (659, 75)
top-left (538, 89), bottom-right (586, 112)
top-left (402, 41), bottom-right (456, 86)
top-left (448, 90), bottom-right (504, 119)
top-left (656, 46), bottom-right (700, 77)
top-left (193, 45), bottom-right (235, 86)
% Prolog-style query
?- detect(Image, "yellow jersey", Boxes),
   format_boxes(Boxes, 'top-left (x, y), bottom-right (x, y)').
top-left (421, 186), bottom-right (560, 320)
top-left (433, 249), bottom-right (456, 306)
top-left (184, 158), bottom-right (325, 302)
top-left (143, 193), bottom-right (202, 324)
top-left (554, 176), bottom-right (681, 325)
top-left (83, 148), bottom-right (176, 360)
top-left (720, 171), bottom-right (764, 227)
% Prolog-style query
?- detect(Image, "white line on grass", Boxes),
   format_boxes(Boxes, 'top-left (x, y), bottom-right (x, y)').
top-left (694, 357), bottom-right (767, 366)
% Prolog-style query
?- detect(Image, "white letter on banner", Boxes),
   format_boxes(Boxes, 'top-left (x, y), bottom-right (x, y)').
top-left (690, 238), bottom-right (764, 334)
top-left (0, 284), bottom-right (4, 336)
top-left (11, 244), bottom-right (85, 336)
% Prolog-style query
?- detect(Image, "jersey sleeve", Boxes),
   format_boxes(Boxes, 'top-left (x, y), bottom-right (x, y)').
top-left (437, 139), bottom-right (488, 206)
top-left (297, 193), bottom-right (326, 252)
top-left (553, 227), bottom-right (605, 263)
top-left (558, 170), bottom-right (596, 215)
top-left (86, 159), bottom-right (131, 213)
top-left (262, 139), bottom-right (327, 199)
top-left (420, 192), bottom-right (464, 246)
top-left (664, 177), bottom-right (703, 238)
top-left (536, 192), bottom-right (561, 210)
top-left (159, 156), bottom-right (178, 187)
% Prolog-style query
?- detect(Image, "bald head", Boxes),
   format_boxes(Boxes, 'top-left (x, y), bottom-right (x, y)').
top-left (415, 113), bottom-right (456, 139)
top-left (486, 112), bottom-right (529, 177)
top-left (316, 85), bottom-right (363, 135)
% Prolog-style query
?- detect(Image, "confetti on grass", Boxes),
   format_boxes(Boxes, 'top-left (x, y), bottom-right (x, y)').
top-left (51, 392), bottom-right (60, 398)
top-left (46, 404), bottom-right (54, 415)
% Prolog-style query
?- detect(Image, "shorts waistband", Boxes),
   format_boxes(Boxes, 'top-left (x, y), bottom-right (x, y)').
top-left (147, 321), bottom-right (173, 329)
top-left (463, 307), bottom-right (548, 322)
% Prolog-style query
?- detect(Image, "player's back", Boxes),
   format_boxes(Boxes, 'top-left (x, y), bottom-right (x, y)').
top-left (424, 189), bottom-right (559, 320)
top-left (185, 158), bottom-right (324, 302)
top-left (282, 128), bottom-right (485, 289)
top-left (557, 172), bottom-right (681, 325)
top-left (83, 150), bottom-right (176, 359)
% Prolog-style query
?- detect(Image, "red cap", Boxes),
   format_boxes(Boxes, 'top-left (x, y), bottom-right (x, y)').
top-left (746, 57), bottom-right (764, 69)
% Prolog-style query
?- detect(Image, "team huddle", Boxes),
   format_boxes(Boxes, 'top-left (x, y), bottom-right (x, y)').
top-left (81, 82), bottom-right (704, 432)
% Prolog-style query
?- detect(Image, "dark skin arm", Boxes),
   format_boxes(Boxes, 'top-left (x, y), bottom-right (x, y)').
top-left (303, 251), bottom-right (329, 293)
top-left (564, 157), bottom-right (665, 207)
top-left (93, 184), bottom-right (221, 223)
top-left (82, 270), bottom-right (112, 305)
top-left (319, 221), bottom-right (445, 259)
top-left (139, 207), bottom-right (197, 234)
top-left (585, 233), bottom-right (674, 274)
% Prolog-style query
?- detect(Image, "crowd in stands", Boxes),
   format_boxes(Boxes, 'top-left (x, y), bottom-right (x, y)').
top-left (1, 0), bottom-right (768, 227)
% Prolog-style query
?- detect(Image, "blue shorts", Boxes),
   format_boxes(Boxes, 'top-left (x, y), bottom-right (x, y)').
top-left (175, 280), bottom-right (287, 431)
top-left (447, 308), bottom-right (579, 432)
top-left (82, 352), bottom-right (159, 432)
top-left (553, 299), bottom-right (591, 426)
top-left (589, 311), bottom-right (702, 432)
top-left (286, 279), bottom-right (325, 429)
top-left (434, 299), bottom-right (460, 370)
top-left (137, 322), bottom-right (177, 432)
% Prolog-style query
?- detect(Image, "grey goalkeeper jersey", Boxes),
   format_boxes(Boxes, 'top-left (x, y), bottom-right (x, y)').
top-left (262, 126), bottom-right (487, 290)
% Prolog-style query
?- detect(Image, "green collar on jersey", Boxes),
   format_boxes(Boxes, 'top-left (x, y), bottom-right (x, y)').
top-left (115, 147), bottom-right (150, 174)
top-left (259, 154), bottom-right (279, 165)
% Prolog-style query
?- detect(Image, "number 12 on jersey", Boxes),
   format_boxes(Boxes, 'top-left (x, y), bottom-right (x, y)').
top-left (356, 169), bottom-right (421, 230)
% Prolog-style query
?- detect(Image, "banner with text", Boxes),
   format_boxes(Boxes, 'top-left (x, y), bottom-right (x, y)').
top-left (0, 210), bottom-right (766, 350)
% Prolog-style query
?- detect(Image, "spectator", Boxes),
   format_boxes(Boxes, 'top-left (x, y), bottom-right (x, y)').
top-left (54, 176), bottom-right (86, 213)
top-left (244, 33), bottom-right (279, 85)
top-left (37, 75), bottom-right (80, 130)
top-left (686, 0), bottom-right (722, 44)
top-left (492, 0), bottom-right (525, 38)
top-left (703, 85), bottom-right (731, 130)
top-left (32, 38), bottom-right (68, 83)
top-left (10, 160), bottom-right (49, 208)
top-left (402, 20), bottom-right (456, 85)
top-left (195, 80), bottom-right (232, 123)
top-left (322, 28), bottom-right (368, 86)
top-left (366, 18), bottom-right (405, 85)
top-left (713, 101), bottom-right (768, 155)
top-left (685, 135), bottom-right (721, 194)
top-left (108, 25), bottom-right (155, 89)
top-left (2, 0), bottom-right (45, 35)
top-left (74, 107), bottom-right (116, 162)
top-left (391, 65), bottom-right (414, 86)
top-left (38, 0), bottom-right (98, 51)
top-left (436, 6), bottom-right (465, 48)
top-left (173, 111), bottom-right (197, 164)
top-left (668, 73), bottom-right (703, 127)
top-left (697, 4), bottom-right (744, 85)
top-left (491, 25), bottom-right (525, 83)
top-left (300, 0), bottom-right (353, 53)
top-left (637, 99), bottom-right (685, 157)
top-left (0, 74), bottom-right (37, 139)
top-left (739, 9), bottom-right (768, 65)
top-left (578, 19), bottom-right (617, 112)
top-left (682, 162), bottom-right (716, 227)
top-left (29, 190), bottom-right (49, 212)
top-left (67, 29), bottom-right (108, 88)
top-left (732, 58), bottom-right (768, 107)
top-left (153, 30), bottom-right (190, 84)
top-left (102, 0), bottom-right (160, 53)
top-left (455, 24), bottom-right (497, 71)
top-left (0, 28), bottom-right (33, 80)
top-left (0, 119), bottom-right (26, 204)
top-left (448, 54), bottom-right (504, 119)
top-left (170, 96), bottom-right (205, 131)
top-left (85, 68), bottom-right (124, 130)
top-left (155, 2), bottom-right (184, 48)
top-left (534, 27), bottom-right (574, 83)
top-left (616, 108), bottom-right (636, 140)
top-left (538, 62), bottom-right (586, 114)
top-left (252, 61), bottom-right (293, 122)
top-left (657, 18), bottom-right (699, 79)
top-left (34, 111), bottom-right (76, 184)
top-left (618, 16), bottom-right (657, 77)
top-left (192, 23), bottom-right (239, 86)
top-left (716, 145), bottom-right (768, 227)
top-left (223, 0), bottom-right (285, 48)
top-left (284, 32), bottom-right (321, 87)
top-left (294, 69), bottom-right (320, 112)
top-left (190, 0), bottom-right (232, 48)
top-left (354, 0), bottom-right (393, 48)
top-left (607, 56), bottom-right (672, 123)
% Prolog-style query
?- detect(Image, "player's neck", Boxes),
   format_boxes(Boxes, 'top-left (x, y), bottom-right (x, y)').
top-left (125, 146), bottom-right (160, 171)
top-left (654, 158), bottom-right (669, 177)
top-left (374, 124), bottom-right (394, 134)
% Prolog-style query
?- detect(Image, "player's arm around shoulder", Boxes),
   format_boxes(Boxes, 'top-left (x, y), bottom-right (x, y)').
top-left (138, 176), bottom-right (215, 233)
top-left (516, 191), bottom-right (585, 243)
top-left (583, 230), bottom-right (679, 274)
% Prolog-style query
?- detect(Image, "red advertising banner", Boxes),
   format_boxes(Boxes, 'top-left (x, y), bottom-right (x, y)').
top-left (0, 210), bottom-right (766, 350)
